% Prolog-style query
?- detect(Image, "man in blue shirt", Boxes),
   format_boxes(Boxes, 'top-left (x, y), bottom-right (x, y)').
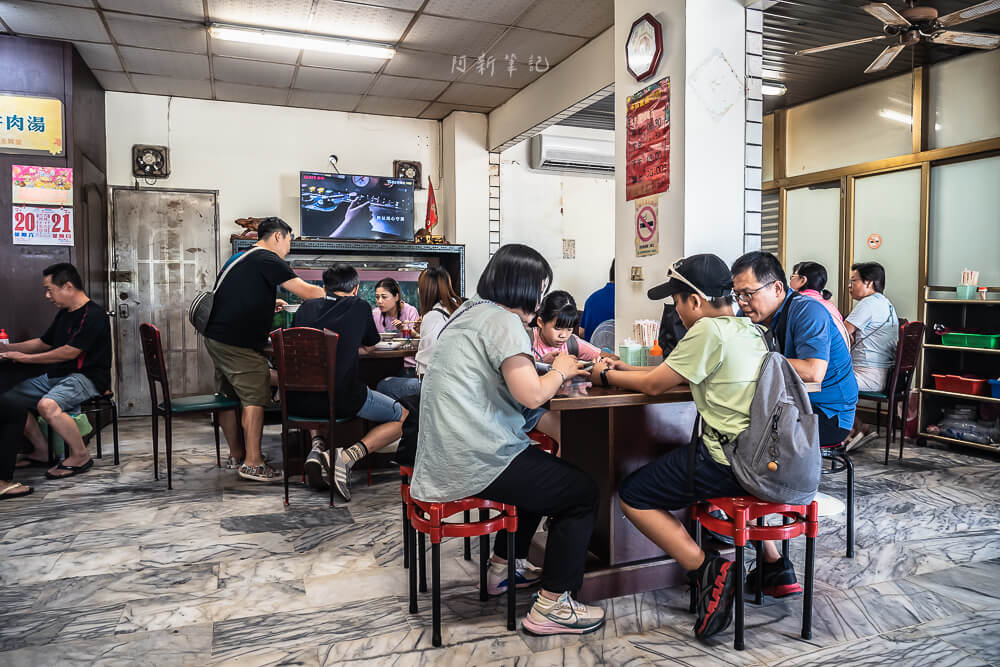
top-left (730, 251), bottom-right (858, 596)
top-left (579, 260), bottom-right (615, 342)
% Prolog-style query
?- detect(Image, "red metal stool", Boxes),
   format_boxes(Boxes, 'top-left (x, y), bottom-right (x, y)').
top-left (821, 442), bottom-right (854, 558)
top-left (690, 496), bottom-right (819, 651)
top-left (408, 496), bottom-right (519, 647)
top-left (527, 429), bottom-right (559, 455)
top-left (399, 466), bottom-right (428, 595)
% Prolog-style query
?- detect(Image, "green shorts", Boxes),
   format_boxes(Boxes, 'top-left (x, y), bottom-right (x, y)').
top-left (204, 337), bottom-right (271, 407)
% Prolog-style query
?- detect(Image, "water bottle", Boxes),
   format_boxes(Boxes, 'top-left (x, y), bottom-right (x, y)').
top-left (0, 329), bottom-right (8, 345)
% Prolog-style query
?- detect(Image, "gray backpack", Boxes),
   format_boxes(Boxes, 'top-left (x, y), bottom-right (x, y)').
top-left (719, 352), bottom-right (820, 505)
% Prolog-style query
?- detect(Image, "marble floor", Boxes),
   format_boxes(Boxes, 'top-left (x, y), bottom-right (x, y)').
top-left (1, 416), bottom-right (999, 666)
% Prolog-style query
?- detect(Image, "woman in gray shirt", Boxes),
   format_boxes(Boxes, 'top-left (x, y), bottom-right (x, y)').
top-left (411, 244), bottom-right (605, 636)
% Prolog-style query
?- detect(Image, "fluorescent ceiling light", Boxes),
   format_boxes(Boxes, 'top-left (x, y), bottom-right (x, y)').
top-left (878, 108), bottom-right (912, 125)
top-left (209, 24), bottom-right (395, 59)
top-left (761, 68), bottom-right (784, 80)
top-left (762, 82), bottom-right (787, 96)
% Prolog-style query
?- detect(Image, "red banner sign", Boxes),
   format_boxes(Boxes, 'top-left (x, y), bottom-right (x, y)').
top-left (626, 77), bottom-right (670, 201)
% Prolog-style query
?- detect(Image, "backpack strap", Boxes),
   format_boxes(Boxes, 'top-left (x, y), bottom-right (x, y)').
top-left (214, 246), bottom-right (262, 290)
top-left (767, 290), bottom-right (801, 354)
top-left (686, 414), bottom-right (703, 495)
top-left (566, 335), bottom-right (580, 357)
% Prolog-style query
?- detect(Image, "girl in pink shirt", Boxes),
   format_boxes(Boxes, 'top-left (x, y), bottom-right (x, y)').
top-left (532, 291), bottom-right (601, 362)
top-left (789, 262), bottom-right (850, 348)
top-left (373, 277), bottom-right (420, 372)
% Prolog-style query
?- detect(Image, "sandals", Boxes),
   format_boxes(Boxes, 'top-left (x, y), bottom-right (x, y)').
top-left (44, 458), bottom-right (94, 480)
top-left (0, 482), bottom-right (33, 499)
top-left (225, 453), bottom-right (271, 469)
top-left (15, 457), bottom-right (49, 469)
top-left (238, 462), bottom-right (282, 483)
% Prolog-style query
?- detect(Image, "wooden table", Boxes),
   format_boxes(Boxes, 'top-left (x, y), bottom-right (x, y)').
top-left (358, 346), bottom-right (414, 389)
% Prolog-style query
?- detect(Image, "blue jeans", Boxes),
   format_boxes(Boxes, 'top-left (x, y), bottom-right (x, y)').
top-left (376, 376), bottom-right (421, 401)
top-left (4, 373), bottom-right (97, 413)
top-left (356, 387), bottom-right (403, 423)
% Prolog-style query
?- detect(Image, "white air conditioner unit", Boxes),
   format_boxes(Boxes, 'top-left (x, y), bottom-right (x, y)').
top-left (528, 133), bottom-right (614, 175)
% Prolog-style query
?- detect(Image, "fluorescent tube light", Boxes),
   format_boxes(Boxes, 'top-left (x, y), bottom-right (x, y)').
top-left (878, 108), bottom-right (912, 125)
top-left (761, 82), bottom-right (786, 96)
top-left (209, 24), bottom-right (395, 59)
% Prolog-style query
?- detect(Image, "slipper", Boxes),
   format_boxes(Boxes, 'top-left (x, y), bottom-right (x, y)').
top-left (45, 458), bottom-right (94, 479)
top-left (0, 483), bottom-right (34, 499)
top-left (15, 457), bottom-right (49, 468)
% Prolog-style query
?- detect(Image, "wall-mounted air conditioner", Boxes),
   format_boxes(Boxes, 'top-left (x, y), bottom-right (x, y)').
top-left (528, 132), bottom-right (614, 175)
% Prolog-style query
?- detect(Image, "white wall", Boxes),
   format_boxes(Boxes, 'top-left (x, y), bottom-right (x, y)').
top-left (105, 93), bottom-right (441, 262)
top-left (442, 111), bottom-right (490, 290)
top-left (500, 126), bottom-right (615, 301)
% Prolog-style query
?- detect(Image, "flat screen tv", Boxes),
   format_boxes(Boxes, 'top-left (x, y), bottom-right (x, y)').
top-left (300, 171), bottom-right (415, 241)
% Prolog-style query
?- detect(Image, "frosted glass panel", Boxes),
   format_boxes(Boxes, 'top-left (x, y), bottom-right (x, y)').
top-left (929, 155), bottom-right (1000, 290)
top-left (929, 50), bottom-right (1000, 150)
top-left (785, 184), bottom-right (841, 304)
top-left (786, 74), bottom-right (912, 176)
top-left (853, 169), bottom-right (921, 322)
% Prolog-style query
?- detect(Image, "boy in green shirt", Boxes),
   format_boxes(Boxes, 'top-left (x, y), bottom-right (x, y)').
top-left (590, 253), bottom-right (783, 642)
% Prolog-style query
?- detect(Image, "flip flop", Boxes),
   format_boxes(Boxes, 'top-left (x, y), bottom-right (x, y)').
top-left (0, 483), bottom-right (34, 499)
top-left (15, 457), bottom-right (49, 468)
top-left (45, 458), bottom-right (94, 480)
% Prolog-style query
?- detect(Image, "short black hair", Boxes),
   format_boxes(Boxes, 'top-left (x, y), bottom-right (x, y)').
top-left (609, 259), bottom-right (615, 283)
top-left (43, 262), bottom-right (83, 290)
top-left (257, 216), bottom-right (293, 240)
top-left (793, 261), bottom-right (832, 300)
top-left (476, 244), bottom-right (553, 314)
top-left (851, 261), bottom-right (886, 293)
top-left (731, 251), bottom-right (788, 290)
top-left (536, 290), bottom-right (580, 329)
top-left (323, 264), bottom-right (358, 293)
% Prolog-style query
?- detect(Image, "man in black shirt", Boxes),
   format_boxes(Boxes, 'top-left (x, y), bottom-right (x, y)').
top-left (291, 264), bottom-right (408, 501)
top-left (203, 217), bottom-right (324, 483)
top-left (0, 263), bottom-right (111, 479)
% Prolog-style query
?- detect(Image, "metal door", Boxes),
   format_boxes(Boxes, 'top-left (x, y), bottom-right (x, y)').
top-left (111, 188), bottom-right (219, 416)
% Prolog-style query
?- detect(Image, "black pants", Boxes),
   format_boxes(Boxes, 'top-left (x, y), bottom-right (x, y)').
top-left (477, 446), bottom-right (599, 593)
top-left (0, 397), bottom-right (27, 480)
top-left (818, 410), bottom-right (851, 447)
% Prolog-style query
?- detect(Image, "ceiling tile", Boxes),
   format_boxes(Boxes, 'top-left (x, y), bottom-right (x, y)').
top-left (383, 49), bottom-right (462, 81)
top-left (515, 0), bottom-right (613, 38)
top-left (91, 70), bottom-right (135, 92)
top-left (207, 0), bottom-right (314, 32)
top-left (424, 0), bottom-right (535, 26)
top-left (347, 0), bottom-right (424, 10)
top-left (294, 67), bottom-right (376, 94)
top-left (98, 0), bottom-right (206, 21)
top-left (355, 95), bottom-right (428, 117)
top-left (73, 42), bottom-right (123, 71)
top-left (418, 102), bottom-right (491, 119)
top-left (210, 39), bottom-right (301, 65)
top-left (131, 73), bottom-right (212, 98)
top-left (402, 15), bottom-right (507, 55)
top-left (287, 89), bottom-right (360, 111)
top-left (438, 82), bottom-right (515, 106)
top-left (369, 75), bottom-right (449, 101)
top-left (106, 14), bottom-right (207, 53)
top-left (299, 50), bottom-right (386, 73)
top-left (215, 82), bottom-right (290, 105)
top-left (213, 57), bottom-right (295, 87)
top-left (309, 0), bottom-right (413, 43)
top-left (120, 47), bottom-right (211, 79)
top-left (481, 27), bottom-right (586, 88)
top-left (0, 1), bottom-right (109, 42)
top-left (20, 0), bottom-right (92, 6)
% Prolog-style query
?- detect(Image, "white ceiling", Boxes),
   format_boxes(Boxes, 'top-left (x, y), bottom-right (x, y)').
top-left (0, 0), bottom-right (613, 120)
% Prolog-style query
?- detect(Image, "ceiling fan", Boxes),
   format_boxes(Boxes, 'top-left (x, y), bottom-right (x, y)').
top-left (795, 1), bottom-right (1000, 73)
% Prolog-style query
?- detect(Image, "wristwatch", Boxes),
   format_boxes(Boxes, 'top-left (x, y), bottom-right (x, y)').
top-left (600, 367), bottom-right (610, 387)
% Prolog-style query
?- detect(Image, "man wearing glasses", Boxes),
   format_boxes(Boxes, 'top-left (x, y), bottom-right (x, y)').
top-left (203, 217), bottom-right (325, 482)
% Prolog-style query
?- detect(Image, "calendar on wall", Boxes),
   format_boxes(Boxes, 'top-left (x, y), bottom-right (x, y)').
top-left (11, 205), bottom-right (74, 246)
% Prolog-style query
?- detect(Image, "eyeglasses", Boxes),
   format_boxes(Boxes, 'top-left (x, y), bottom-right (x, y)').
top-left (731, 280), bottom-right (776, 304)
top-left (666, 262), bottom-right (711, 301)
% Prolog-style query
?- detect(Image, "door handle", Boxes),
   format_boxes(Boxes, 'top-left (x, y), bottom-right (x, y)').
top-left (118, 303), bottom-right (129, 319)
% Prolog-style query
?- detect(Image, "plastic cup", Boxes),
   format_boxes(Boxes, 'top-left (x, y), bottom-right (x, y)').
top-left (956, 285), bottom-right (977, 300)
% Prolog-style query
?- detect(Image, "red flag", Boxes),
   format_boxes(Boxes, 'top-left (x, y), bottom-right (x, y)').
top-left (425, 177), bottom-right (438, 232)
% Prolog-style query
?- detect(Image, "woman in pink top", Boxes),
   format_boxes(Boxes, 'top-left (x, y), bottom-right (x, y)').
top-left (372, 277), bottom-right (420, 374)
top-left (531, 291), bottom-right (601, 362)
top-left (789, 262), bottom-right (850, 347)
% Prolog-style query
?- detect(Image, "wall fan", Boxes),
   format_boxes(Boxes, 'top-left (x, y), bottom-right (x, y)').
top-left (795, 1), bottom-right (1000, 73)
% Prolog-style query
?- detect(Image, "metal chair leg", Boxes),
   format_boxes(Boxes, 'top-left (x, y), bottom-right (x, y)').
top-left (734, 544), bottom-right (745, 651)
top-left (464, 509), bottom-right (472, 561)
top-left (754, 518), bottom-right (764, 605)
top-left (479, 517), bottom-right (489, 603)
top-left (802, 532), bottom-right (815, 640)
top-left (418, 532), bottom-right (428, 593)
top-left (94, 403), bottom-right (103, 459)
top-left (782, 515), bottom-right (791, 559)
top-left (431, 542), bottom-right (442, 647)
top-left (408, 518), bottom-right (418, 613)
top-left (165, 413), bottom-right (173, 490)
top-left (282, 428), bottom-right (290, 506)
top-left (152, 413), bottom-right (159, 481)
top-left (689, 517), bottom-right (701, 613)
top-left (111, 400), bottom-right (119, 465)
top-left (213, 412), bottom-right (222, 468)
top-left (845, 453), bottom-right (855, 558)
top-left (402, 500), bottom-right (409, 570)
top-left (507, 530), bottom-right (516, 631)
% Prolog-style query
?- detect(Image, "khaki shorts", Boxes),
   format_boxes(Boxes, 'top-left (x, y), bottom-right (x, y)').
top-left (204, 337), bottom-right (271, 407)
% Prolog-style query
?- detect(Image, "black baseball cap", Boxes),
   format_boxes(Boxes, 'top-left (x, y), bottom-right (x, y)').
top-left (647, 254), bottom-right (734, 300)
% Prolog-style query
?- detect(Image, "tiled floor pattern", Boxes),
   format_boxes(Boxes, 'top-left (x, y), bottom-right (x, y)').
top-left (1, 416), bottom-right (999, 666)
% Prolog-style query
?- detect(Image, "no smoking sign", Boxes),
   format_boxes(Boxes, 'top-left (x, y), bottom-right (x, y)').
top-left (634, 196), bottom-right (659, 257)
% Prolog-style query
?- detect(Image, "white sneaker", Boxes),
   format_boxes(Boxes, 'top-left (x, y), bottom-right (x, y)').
top-left (485, 558), bottom-right (542, 595)
top-left (521, 591), bottom-right (605, 636)
top-left (845, 432), bottom-right (880, 452)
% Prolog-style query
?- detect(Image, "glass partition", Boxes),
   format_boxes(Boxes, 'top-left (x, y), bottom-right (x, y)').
top-left (784, 183), bottom-right (842, 304)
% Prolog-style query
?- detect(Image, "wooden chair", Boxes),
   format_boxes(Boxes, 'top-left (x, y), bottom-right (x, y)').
top-left (139, 323), bottom-right (240, 489)
top-left (272, 327), bottom-right (359, 506)
top-left (858, 320), bottom-right (925, 464)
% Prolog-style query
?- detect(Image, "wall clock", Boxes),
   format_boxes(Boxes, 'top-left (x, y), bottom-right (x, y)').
top-left (626, 13), bottom-right (663, 82)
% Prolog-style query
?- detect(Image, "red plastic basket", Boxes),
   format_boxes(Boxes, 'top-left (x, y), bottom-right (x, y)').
top-left (932, 374), bottom-right (987, 396)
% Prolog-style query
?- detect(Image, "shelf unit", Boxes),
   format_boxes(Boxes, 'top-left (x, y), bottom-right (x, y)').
top-left (918, 286), bottom-right (1000, 452)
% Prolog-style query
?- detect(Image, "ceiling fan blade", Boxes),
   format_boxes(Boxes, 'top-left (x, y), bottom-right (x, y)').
top-left (796, 34), bottom-right (887, 55)
top-left (863, 2), bottom-right (912, 27)
top-left (937, 0), bottom-right (1000, 28)
top-left (864, 43), bottom-right (907, 72)
top-left (930, 29), bottom-right (1000, 48)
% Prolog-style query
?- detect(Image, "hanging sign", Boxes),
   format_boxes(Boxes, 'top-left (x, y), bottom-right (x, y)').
top-left (0, 95), bottom-right (64, 155)
top-left (12, 205), bottom-right (74, 246)
top-left (634, 195), bottom-right (659, 257)
top-left (13, 165), bottom-right (73, 205)
top-left (625, 77), bottom-right (670, 201)
top-left (867, 233), bottom-right (882, 249)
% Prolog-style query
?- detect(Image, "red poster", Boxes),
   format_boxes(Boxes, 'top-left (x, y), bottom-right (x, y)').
top-left (626, 77), bottom-right (669, 201)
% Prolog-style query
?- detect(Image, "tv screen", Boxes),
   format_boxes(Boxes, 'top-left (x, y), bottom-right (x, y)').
top-left (300, 171), bottom-right (415, 241)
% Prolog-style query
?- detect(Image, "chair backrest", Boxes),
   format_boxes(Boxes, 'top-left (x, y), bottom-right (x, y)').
top-left (887, 320), bottom-right (925, 398)
top-left (139, 322), bottom-right (170, 409)
top-left (272, 327), bottom-right (338, 422)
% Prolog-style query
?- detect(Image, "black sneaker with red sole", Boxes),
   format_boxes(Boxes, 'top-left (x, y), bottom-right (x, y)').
top-left (745, 556), bottom-right (802, 597)
top-left (691, 553), bottom-right (736, 640)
